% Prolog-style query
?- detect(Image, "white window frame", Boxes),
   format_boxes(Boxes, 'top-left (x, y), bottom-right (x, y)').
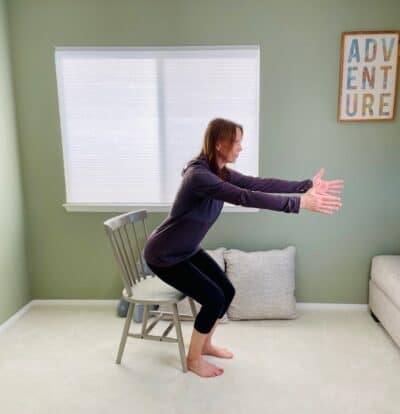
top-left (55, 45), bottom-right (261, 213)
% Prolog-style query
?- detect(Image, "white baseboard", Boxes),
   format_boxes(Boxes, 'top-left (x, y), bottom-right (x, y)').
top-left (0, 299), bottom-right (369, 335)
top-left (0, 301), bottom-right (34, 335)
top-left (297, 303), bottom-right (368, 310)
top-left (31, 299), bottom-right (119, 306)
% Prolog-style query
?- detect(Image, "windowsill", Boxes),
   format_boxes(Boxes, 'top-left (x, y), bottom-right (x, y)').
top-left (62, 203), bottom-right (260, 213)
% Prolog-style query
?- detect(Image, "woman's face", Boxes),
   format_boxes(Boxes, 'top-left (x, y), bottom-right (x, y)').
top-left (217, 127), bottom-right (243, 164)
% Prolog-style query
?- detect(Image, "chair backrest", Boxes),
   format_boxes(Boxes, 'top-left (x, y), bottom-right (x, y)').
top-left (104, 209), bottom-right (151, 296)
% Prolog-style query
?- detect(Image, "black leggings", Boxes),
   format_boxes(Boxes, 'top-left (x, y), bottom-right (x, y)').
top-left (146, 249), bottom-right (235, 334)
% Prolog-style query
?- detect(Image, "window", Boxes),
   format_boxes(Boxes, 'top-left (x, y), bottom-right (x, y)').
top-left (55, 46), bottom-right (260, 212)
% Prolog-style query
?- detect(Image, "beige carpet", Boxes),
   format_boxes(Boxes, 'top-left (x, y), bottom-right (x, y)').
top-left (0, 303), bottom-right (399, 414)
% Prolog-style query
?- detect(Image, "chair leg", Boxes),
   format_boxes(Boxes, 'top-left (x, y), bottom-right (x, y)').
top-left (188, 297), bottom-right (197, 318)
top-left (171, 303), bottom-right (188, 373)
top-left (116, 302), bottom-right (135, 364)
top-left (141, 304), bottom-right (150, 335)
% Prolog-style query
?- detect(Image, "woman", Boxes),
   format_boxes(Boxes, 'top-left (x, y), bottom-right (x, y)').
top-left (144, 118), bottom-right (344, 378)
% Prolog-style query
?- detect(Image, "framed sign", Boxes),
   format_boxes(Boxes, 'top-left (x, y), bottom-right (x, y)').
top-left (338, 31), bottom-right (400, 122)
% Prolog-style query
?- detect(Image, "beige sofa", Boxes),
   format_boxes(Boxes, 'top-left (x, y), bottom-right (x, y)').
top-left (369, 255), bottom-right (400, 348)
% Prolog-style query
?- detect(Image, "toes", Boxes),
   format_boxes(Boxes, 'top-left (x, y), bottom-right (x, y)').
top-left (212, 365), bottom-right (223, 376)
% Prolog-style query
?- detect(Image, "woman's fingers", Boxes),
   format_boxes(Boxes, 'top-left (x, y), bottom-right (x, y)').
top-left (319, 206), bottom-right (339, 214)
top-left (321, 199), bottom-right (342, 206)
top-left (325, 180), bottom-right (344, 188)
top-left (315, 195), bottom-right (342, 213)
top-left (320, 195), bottom-right (341, 202)
top-left (328, 179), bottom-right (344, 185)
top-left (318, 209), bottom-right (333, 215)
top-left (321, 205), bottom-right (341, 212)
top-left (319, 203), bottom-right (341, 212)
top-left (321, 199), bottom-right (342, 207)
top-left (328, 187), bottom-right (344, 193)
top-left (328, 185), bottom-right (344, 191)
top-left (326, 180), bottom-right (344, 193)
top-left (304, 189), bottom-right (343, 214)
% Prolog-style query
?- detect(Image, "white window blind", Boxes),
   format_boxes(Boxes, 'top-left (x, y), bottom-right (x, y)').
top-left (55, 46), bottom-right (260, 212)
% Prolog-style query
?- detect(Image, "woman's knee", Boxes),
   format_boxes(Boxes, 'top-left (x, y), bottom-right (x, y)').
top-left (209, 288), bottom-right (226, 313)
top-left (194, 289), bottom-right (226, 333)
top-left (224, 281), bottom-right (236, 303)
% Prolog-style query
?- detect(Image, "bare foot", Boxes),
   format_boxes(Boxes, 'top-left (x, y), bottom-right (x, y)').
top-left (187, 356), bottom-right (224, 377)
top-left (203, 344), bottom-right (234, 359)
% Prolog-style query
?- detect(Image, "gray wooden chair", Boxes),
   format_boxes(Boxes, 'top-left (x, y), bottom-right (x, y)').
top-left (103, 209), bottom-right (197, 372)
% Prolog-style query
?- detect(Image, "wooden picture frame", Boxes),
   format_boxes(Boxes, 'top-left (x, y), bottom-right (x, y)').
top-left (337, 31), bottom-right (400, 122)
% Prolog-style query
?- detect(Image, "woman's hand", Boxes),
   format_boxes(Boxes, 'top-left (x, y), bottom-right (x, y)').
top-left (300, 187), bottom-right (342, 215)
top-left (312, 168), bottom-right (344, 196)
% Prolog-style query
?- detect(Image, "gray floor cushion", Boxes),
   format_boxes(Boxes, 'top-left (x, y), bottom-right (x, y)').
top-left (224, 246), bottom-right (297, 320)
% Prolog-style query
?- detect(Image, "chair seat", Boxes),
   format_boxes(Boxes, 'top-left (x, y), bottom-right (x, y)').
top-left (122, 275), bottom-right (186, 304)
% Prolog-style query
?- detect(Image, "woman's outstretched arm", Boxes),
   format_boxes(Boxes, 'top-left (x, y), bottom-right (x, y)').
top-left (189, 168), bottom-right (302, 213)
top-left (188, 168), bottom-right (342, 216)
top-left (227, 168), bottom-right (313, 194)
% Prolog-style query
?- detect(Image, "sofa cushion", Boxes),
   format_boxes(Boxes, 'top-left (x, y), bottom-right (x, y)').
top-left (371, 255), bottom-right (400, 310)
top-left (224, 246), bottom-right (297, 320)
top-left (157, 248), bottom-right (229, 323)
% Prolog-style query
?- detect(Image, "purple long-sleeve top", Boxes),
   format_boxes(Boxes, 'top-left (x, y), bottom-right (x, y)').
top-left (143, 154), bottom-right (313, 267)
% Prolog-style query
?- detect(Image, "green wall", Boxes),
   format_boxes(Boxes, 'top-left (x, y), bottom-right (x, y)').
top-left (5, 0), bottom-right (400, 303)
top-left (0, 0), bottom-right (30, 325)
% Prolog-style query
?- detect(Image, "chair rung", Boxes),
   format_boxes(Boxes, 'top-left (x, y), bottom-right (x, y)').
top-left (149, 310), bottom-right (194, 321)
top-left (128, 333), bottom-right (178, 343)
top-left (144, 312), bottom-right (164, 334)
top-left (162, 322), bottom-right (175, 338)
